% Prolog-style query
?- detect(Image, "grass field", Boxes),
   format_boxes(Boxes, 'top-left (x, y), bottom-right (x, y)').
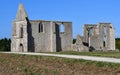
top-left (53, 51), bottom-right (120, 58)
top-left (0, 53), bottom-right (120, 75)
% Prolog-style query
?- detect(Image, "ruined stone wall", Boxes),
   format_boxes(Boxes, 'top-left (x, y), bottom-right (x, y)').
top-left (11, 3), bottom-right (28, 52)
top-left (51, 22), bottom-right (72, 52)
top-left (99, 23), bottom-right (115, 50)
top-left (11, 20), bottom-right (28, 52)
top-left (28, 21), bottom-right (72, 52)
top-left (29, 21), bottom-right (52, 52)
top-left (61, 22), bottom-right (72, 51)
top-left (73, 35), bottom-right (89, 52)
top-left (11, 3), bottom-right (115, 52)
top-left (90, 35), bottom-right (103, 50)
top-left (109, 24), bottom-right (115, 50)
top-left (73, 23), bottom-right (116, 52)
top-left (11, 3), bottom-right (73, 52)
top-left (83, 25), bottom-right (97, 43)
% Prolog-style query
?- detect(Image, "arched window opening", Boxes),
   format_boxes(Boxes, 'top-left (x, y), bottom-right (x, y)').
top-left (104, 26), bottom-right (107, 35)
top-left (20, 27), bottom-right (23, 38)
top-left (20, 43), bottom-right (23, 46)
top-left (103, 26), bottom-right (107, 48)
top-left (20, 43), bottom-right (24, 52)
top-left (39, 23), bottom-right (40, 33)
top-left (88, 28), bottom-right (93, 36)
top-left (103, 36), bottom-right (107, 47)
top-left (89, 29), bottom-right (93, 35)
top-left (60, 23), bottom-right (64, 33)
top-left (39, 22), bottom-right (43, 33)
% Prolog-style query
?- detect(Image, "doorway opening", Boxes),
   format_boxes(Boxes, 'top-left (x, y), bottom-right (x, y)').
top-left (20, 43), bottom-right (24, 52)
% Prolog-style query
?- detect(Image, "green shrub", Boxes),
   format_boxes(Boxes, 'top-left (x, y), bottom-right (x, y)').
top-left (0, 38), bottom-right (11, 51)
top-left (116, 38), bottom-right (120, 51)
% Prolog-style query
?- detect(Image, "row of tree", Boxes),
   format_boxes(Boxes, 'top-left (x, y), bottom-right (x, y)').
top-left (0, 38), bottom-right (11, 51)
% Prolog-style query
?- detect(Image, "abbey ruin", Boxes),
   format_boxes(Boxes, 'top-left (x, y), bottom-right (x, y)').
top-left (73, 23), bottom-right (115, 52)
top-left (11, 4), bottom-right (115, 52)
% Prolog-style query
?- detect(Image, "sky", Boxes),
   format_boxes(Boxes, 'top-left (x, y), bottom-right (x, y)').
top-left (0, 0), bottom-right (120, 39)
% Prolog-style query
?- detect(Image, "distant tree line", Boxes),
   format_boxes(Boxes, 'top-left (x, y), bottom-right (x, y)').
top-left (0, 38), bottom-right (11, 51)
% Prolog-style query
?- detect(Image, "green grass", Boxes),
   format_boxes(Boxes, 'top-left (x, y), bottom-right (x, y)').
top-left (52, 51), bottom-right (120, 58)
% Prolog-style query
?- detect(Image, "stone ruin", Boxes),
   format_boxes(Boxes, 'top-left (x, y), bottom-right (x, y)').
top-left (73, 23), bottom-right (116, 52)
top-left (11, 3), bottom-right (116, 52)
top-left (11, 3), bottom-right (72, 52)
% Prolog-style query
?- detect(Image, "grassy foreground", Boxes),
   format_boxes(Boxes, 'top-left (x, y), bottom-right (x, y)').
top-left (53, 51), bottom-right (120, 58)
top-left (0, 53), bottom-right (120, 75)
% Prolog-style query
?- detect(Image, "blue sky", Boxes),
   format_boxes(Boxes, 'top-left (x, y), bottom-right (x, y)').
top-left (0, 0), bottom-right (120, 39)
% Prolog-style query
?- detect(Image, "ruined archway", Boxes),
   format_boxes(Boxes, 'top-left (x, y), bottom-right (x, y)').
top-left (20, 43), bottom-right (24, 52)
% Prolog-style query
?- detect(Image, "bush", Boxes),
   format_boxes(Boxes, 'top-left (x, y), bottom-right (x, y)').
top-left (0, 38), bottom-right (11, 51)
top-left (116, 38), bottom-right (120, 51)
top-left (73, 39), bottom-right (76, 44)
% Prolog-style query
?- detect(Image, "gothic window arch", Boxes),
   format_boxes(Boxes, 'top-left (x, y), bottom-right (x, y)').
top-left (87, 28), bottom-right (93, 36)
top-left (104, 26), bottom-right (107, 35)
top-left (60, 23), bottom-right (64, 33)
top-left (20, 25), bottom-right (23, 38)
top-left (39, 22), bottom-right (43, 33)
top-left (103, 26), bottom-right (107, 47)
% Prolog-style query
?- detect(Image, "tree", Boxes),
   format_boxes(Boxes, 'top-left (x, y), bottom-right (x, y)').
top-left (116, 38), bottom-right (120, 51)
top-left (73, 39), bottom-right (76, 44)
top-left (0, 38), bottom-right (11, 51)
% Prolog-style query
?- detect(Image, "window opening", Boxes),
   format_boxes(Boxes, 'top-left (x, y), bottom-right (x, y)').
top-left (39, 22), bottom-right (43, 33)
top-left (20, 27), bottom-right (23, 38)
top-left (60, 23), bottom-right (64, 33)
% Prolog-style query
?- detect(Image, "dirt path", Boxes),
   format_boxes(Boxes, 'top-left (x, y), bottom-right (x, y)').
top-left (1, 52), bottom-right (120, 63)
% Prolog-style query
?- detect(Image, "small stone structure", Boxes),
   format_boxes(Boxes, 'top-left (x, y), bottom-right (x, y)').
top-left (73, 23), bottom-right (116, 52)
top-left (11, 3), bottom-right (116, 52)
top-left (11, 4), bottom-right (72, 52)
